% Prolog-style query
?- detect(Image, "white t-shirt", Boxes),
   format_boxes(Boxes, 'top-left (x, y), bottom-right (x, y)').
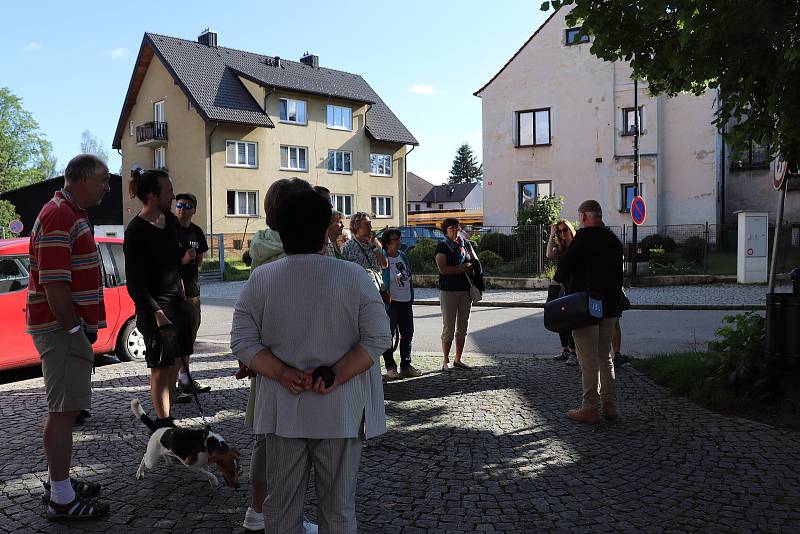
top-left (387, 255), bottom-right (412, 302)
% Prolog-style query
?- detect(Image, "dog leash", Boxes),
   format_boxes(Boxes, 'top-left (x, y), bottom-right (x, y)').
top-left (180, 354), bottom-right (211, 428)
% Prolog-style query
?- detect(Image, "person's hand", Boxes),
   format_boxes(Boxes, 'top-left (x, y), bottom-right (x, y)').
top-left (278, 366), bottom-right (310, 395)
top-left (181, 248), bottom-right (197, 265)
top-left (234, 362), bottom-right (256, 380)
top-left (154, 309), bottom-right (172, 328)
top-left (304, 369), bottom-right (338, 394)
top-left (371, 237), bottom-right (383, 250)
top-left (463, 262), bottom-right (474, 274)
top-left (549, 224), bottom-right (558, 238)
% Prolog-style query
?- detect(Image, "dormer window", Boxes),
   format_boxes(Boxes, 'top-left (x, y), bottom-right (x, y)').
top-left (565, 27), bottom-right (590, 46)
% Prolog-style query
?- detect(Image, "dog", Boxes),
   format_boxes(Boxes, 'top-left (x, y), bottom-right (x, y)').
top-left (130, 399), bottom-right (241, 488)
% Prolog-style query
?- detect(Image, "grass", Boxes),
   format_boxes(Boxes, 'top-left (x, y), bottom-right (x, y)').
top-left (202, 257), bottom-right (251, 281)
top-left (632, 352), bottom-right (800, 430)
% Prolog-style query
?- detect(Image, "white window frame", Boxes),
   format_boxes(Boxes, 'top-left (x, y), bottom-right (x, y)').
top-left (226, 190), bottom-right (259, 217)
top-left (326, 105), bottom-right (353, 131)
top-left (279, 98), bottom-right (307, 125)
top-left (226, 140), bottom-right (258, 168)
top-left (129, 120), bottom-right (134, 136)
top-left (280, 145), bottom-right (308, 171)
top-left (370, 154), bottom-right (392, 176)
top-left (154, 100), bottom-right (165, 122)
top-left (371, 196), bottom-right (393, 218)
top-left (332, 194), bottom-right (354, 217)
top-left (154, 147), bottom-right (166, 169)
top-left (328, 150), bottom-right (353, 174)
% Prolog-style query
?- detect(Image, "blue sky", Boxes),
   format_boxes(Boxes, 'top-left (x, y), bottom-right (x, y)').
top-left (0, 0), bottom-right (549, 185)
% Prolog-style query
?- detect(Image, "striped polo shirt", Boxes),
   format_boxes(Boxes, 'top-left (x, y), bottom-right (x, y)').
top-left (25, 189), bottom-right (106, 335)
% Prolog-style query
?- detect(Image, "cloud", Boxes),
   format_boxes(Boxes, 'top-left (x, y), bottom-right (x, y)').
top-left (410, 84), bottom-right (436, 95)
top-left (107, 48), bottom-right (130, 59)
top-left (21, 42), bottom-right (41, 51)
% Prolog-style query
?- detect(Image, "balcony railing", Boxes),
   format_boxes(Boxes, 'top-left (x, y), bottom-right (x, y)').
top-left (136, 121), bottom-right (168, 146)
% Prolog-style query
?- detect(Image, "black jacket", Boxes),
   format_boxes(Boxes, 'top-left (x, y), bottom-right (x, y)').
top-left (553, 225), bottom-right (624, 318)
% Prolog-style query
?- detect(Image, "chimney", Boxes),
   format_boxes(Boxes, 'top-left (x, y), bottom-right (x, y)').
top-left (198, 28), bottom-right (217, 47)
top-left (300, 52), bottom-right (319, 68)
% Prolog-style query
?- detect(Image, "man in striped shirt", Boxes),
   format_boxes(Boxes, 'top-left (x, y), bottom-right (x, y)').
top-left (26, 154), bottom-right (111, 521)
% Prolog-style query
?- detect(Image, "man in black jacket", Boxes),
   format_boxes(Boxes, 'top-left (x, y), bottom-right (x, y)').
top-left (553, 200), bottom-right (623, 423)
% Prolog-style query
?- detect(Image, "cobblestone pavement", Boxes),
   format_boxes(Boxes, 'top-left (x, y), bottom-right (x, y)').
top-left (202, 281), bottom-right (786, 306)
top-left (2, 351), bottom-right (799, 533)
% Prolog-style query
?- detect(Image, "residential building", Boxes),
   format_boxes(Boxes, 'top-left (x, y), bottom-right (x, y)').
top-left (419, 183), bottom-right (483, 212)
top-left (406, 171), bottom-right (434, 213)
top-left (112, 30), bottom-right (418, 236)
top-left (475, 8), bottom-right (722, 228)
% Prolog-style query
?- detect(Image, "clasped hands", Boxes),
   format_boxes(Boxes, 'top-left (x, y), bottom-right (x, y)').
top-left (235, 361), bottom-right (336, 395)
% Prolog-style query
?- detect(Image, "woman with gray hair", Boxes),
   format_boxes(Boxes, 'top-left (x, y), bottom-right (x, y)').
top-left (342, 212), bottom-right (389, 303)
top-left (325, 210), bottom-right (345, 259)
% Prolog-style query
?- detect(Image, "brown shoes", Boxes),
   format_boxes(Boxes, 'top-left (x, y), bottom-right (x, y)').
top-left (566, 407), bottom-right (601, 424)
top-left (602, 401), bottom-right (617, 421)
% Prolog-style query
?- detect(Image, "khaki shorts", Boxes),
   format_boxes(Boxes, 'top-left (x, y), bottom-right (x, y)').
top-left (32, 329), bottom-right (94, 413)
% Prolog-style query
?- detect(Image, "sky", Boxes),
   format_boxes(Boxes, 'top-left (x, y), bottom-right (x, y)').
top-left (0, 0), bottom-right (549, 185)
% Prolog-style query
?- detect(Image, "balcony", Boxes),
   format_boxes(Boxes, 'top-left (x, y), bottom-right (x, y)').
top-left (136, 121), bottom-right (168, 147)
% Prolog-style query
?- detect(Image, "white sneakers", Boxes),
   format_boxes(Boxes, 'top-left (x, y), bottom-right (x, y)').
top-left (242, 507), bottom-right (319, 533)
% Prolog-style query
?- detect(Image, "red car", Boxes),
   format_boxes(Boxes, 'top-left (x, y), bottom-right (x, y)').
top-left (0, 237), bottom-right (144, 371)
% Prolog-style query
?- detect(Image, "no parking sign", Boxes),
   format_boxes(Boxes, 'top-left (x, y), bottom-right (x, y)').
top-left (630, 196), bottom-right (646, 226)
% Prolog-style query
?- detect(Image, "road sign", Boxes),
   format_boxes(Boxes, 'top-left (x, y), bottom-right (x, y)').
top-left (630, 196), bottom-right (646, 226)
top-left (774, 158), bottom-right (789, 190)
top-left (8, 219), bottom-right (23, 234)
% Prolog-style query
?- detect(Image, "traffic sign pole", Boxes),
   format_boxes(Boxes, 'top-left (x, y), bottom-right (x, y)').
top-left (631, 77), bottom-right (640, 284)
top-left (768, 164), bottom-right (788, 293)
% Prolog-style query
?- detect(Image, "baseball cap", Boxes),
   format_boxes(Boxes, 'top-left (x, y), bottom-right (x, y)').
top-left (176, 192), bottom-right (197, 206)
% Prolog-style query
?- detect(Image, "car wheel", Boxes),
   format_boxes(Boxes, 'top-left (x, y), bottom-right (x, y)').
top-left (116, 320), bottom-right (146, 362)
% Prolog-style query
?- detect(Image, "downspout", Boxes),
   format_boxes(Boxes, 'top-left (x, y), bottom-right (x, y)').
top-left (208, 123), bottom-right (218, 235)
top-left (363, 103), bottom-right (373, 215)
top-left (403, 144), bottom-right (416, 225)
top-left (717, 88), bottom-right (726, 226)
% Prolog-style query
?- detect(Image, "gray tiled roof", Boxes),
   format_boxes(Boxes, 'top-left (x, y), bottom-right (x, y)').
top-left (422, 183), bottom-right (479, 203)
top-left (144, 33), bottom-right (417, 145)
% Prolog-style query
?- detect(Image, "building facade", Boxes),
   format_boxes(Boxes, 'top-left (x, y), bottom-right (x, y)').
top-left (475, 8), bottom-right (722, 228)
top-left (113, 31), bottom-right (418, 235)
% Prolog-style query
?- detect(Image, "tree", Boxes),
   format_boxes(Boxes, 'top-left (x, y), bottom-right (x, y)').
top-left (80, 130), bottom-right (109, 164)
top-left (0, 87), bottom-right (57, 192)
top-left (448, 143), bottom-right (483, 184)
top-left (540, 1), bottom-right (800, 167)
top-left (0, 200), bottom-right (20, 237)
top-left (517, 195), bottom-right (564, 227)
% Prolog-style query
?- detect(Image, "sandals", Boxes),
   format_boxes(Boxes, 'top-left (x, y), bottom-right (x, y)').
top-left (42, 477), bottom-right (101, 503)
top-left (46, 494), bottom-right (109, 521)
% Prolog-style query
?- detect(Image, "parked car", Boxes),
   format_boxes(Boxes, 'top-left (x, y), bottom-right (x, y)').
top-left (0, 237), bottom-right (143, 371)
top-left (377, 226), bottom-right (446, 252)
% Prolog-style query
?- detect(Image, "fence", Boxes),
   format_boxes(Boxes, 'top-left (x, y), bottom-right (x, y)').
top-left (199, 233), bottom-right (252, 280)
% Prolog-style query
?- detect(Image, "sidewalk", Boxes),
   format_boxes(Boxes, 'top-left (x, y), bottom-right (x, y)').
top-left (1, 352), bottom-right (798, 532)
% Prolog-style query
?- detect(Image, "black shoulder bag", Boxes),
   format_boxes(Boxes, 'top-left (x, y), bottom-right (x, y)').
top-left (543, 251), bottom-right (604, 333)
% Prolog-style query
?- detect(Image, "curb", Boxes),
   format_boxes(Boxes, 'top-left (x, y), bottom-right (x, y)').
top-left (411, 300), bottom-right (766, 311)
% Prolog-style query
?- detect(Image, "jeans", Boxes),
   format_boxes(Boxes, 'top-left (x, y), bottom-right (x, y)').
top-left (383, 300), bottom-right (414, 370)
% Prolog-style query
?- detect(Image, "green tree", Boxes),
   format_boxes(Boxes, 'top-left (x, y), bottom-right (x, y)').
top-left (448, 142), bottom-right (483, 184)
top-left (0, 87), bottom-right (57, 192)
top-left (0, 200), bottom-right (20, 237)
top-left (80, 130), bottom-right (109, 163)
top-left (540, 1), bottom-right (800, 167)
top-left (517, 195), bottom-right (564, 227)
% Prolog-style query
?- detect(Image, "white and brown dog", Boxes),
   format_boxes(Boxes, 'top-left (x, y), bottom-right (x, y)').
top-left (130, 399), bottom-right (241, 488)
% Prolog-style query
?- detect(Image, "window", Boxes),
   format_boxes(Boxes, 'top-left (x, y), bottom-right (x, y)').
top-left (371, 196), bottom-right (392, 218)
top-left (517, 109), bottom-right (551, 146)
top-left (279, 98), bottom-right (307, 125)
top-left (518, 181), bottom-right (552, 208)
top-left (226, 140), bottom-right (258, 168)
top-left (0, 257), bottom-right (29, 294)
top-left (332, 194), bottom-right (354, 216)
top-left (129, 120), bottom-right (134, 136)
top-left (438, 204), bottom-right (444, 210)
top-left (415, 203), bottom-right (421, 211)
top-left (226, 190), bottom-right (258, 216)
top-left (622, 107), bottom-right (643, 136)
top-left (620, 184), bottom-right (638, 212)
top-left (426, 202), bottom-right (431, 208)
top-left (327, 105), bottom-right (352, 130)
top-left (328, 150), bottom-right (352, 174)
top-left (565, 27), bottom-right (590, 45)
top-left (154, 147), bottom-right (166, 169)
top-left (154, 100), bottom-right (164, 122)
top-left (731, 141), bottom-right (770, 171)
top-left (370, 154), bottom-right (392, 176)
top-left (280, 145), bottom-right (308, 171)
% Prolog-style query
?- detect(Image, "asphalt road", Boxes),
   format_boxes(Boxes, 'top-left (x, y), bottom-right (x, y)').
top-left (197, 296), bottom-right (731, 358)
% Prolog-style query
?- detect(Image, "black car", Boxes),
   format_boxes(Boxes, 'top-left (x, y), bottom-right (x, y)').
top-left (377, 226), bottom-right (446, 252)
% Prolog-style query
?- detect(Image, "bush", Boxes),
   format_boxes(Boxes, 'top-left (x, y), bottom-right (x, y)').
top-left (479, 232), bottom-right (519, 261)
top-left (708, 312), bottom-right (770, 399)
top-left (407, 238), bottom-right (438, 273)
top-left (640, 233), bottom-right (678, 253)
top-left (648, 247), bottom-right (666, 263)
top-left (477, 250), bottom-right (503, 271)
top-left (682, 236), bottom-right (706, 264)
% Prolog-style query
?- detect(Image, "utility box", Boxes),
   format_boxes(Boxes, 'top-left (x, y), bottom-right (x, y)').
top-left (736, 211), bottom-right (768, 283)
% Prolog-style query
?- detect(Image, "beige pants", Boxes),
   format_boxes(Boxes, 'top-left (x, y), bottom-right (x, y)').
top-left (440, 290), bottom-right (472, 343)
top-left (572, 317), bottom-right (618, 409)
top-left (32, 329), bottom-right (94, 413)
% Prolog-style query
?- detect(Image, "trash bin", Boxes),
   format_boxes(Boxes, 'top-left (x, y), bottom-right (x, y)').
top-left (766, 269), bottom-right (800, 369)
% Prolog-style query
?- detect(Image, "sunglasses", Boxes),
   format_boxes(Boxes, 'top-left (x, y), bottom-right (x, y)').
top-left (556, 228), bottom-right (569, 235)
top-left (176, 202), bottom-right (194, 210)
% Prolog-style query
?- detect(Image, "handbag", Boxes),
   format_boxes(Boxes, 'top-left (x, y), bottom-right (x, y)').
top-left (447, 238), bottom-right (483, 303)
top-left (357, 240), bottom-right (391, 305)
top-left (619, 288), bottom-right (631, 312)
top-left (543, 292), bottom-right (603, 333)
